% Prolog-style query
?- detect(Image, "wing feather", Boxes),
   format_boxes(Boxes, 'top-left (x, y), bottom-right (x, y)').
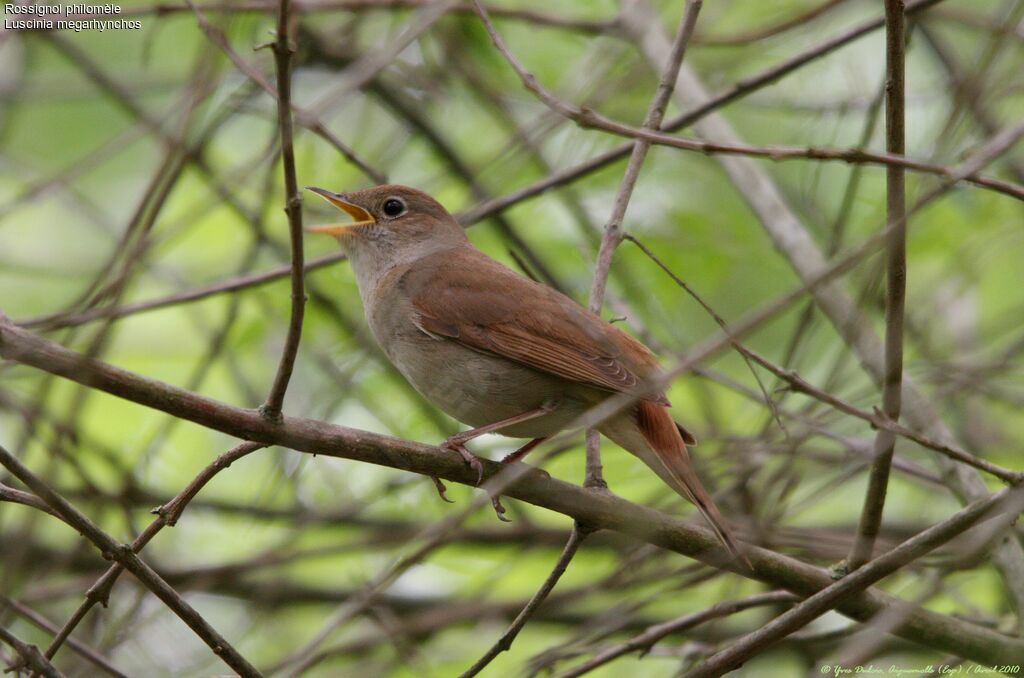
top-left (406, 247), bottom-right (667, 403)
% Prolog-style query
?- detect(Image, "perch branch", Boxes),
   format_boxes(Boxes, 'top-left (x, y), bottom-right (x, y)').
top-left (1, 318), bottom-right (1023, 665)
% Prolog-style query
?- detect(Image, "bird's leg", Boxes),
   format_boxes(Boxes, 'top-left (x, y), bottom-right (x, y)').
top-left (490, 437), bottom-right (551, 520)
top-left (501, 437), bottom-right (546, 464)
top-left (443, 403), bottom-right (556, 450)
top-left (441, 402), bottom-right (557, 485)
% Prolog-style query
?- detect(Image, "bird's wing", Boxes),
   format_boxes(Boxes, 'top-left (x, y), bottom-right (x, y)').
top-left (405, 247), bottom-right (668, 403)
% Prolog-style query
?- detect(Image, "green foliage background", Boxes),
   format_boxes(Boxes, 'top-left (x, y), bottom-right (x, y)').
top-left (1, 0), bottom-right (1022, 675)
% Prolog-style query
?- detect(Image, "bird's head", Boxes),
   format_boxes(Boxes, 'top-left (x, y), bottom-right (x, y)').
top-left (305, 185), bottom-right (467, 270)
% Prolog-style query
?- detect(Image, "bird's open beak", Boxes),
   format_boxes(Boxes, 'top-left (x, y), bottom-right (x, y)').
top-left (304, 186), bottom-right (375, 237)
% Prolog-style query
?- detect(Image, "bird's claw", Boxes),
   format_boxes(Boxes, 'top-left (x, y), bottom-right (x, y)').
top-left (431, 476), bottom-right (454, 503)
top-left (442, 440), bottom-right (485, 485)
top-left (491, 495), bottom-right (511, 522)
top-left (437, 437), bottom-right (521, 521)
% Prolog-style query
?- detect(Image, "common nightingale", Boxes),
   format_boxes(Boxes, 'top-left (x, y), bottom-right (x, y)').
top-left (306, 184), bottom-right (743, 560)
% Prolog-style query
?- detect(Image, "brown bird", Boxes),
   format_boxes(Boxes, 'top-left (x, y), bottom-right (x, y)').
top-left (306, 184), bottom-right (743, 561)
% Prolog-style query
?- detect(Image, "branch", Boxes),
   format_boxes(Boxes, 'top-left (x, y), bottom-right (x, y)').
top-left (624, 233), bottom-right (1018, 483)
top-left (43, 442), bottom-right (264, 663)
top-left (260, 0), bottom-right (306, 418)
top-left (460, 524), bottom-right (588, 677)
top-left (588, 0), bottom-right (702, 486)
top-left (458, 0), bottom-right (951, 227)
top-left (0, 440), bottom-right (262, 677)
top-left (625, 234), bottom-right (785, 434)
top-left (849, 0), bottom-right (907, 570)
top-left (560, 591), bottom-right (798, 677)
top-left (472, 0), bottom-right (702, 489)
top-left (474, 20), bottom-right (1024, 203)
top-left (0, 597), bottom-right (126, 678)
top-left (2, 318), bottom-right (1023, 664)
top-left (584, 0), bottom-right (703, 312)
top-left (694, 0), bottom-right (846, 46)
top-left (688, 487), bottom-right (1024, 676)
top-left (618, 0), bottom-right (1024, 620)
top-left (19, 252), bottom-right (345, 331)
top-left (0, 626), bottom-right (63, 678)
top-left (183, 0), bottom-right (386, 183)
top-left (0, 482), bottom-right (57, 516)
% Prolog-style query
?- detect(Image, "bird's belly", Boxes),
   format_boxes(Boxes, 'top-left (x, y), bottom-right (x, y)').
top-left (385, 333), bottom-right (593, 438)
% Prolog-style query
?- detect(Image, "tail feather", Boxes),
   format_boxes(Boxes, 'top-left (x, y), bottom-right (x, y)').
top-left (634, 401), bottom-right (748, 566)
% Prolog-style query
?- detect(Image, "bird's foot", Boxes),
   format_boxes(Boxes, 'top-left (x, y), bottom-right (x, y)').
top-left (441, 439), bottom-right (485, 485)
top-left (430, 476), bottom-right (454, 503)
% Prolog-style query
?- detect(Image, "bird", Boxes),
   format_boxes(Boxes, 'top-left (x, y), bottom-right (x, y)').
top-left (305, 184), bottom-right (744, 562)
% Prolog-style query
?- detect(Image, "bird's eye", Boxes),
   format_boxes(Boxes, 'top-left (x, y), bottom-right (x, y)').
top-left (382, 198), bottom-right (406, 218)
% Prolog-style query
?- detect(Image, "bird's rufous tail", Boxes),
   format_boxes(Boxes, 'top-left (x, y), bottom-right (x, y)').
top-left (634, 400), bottom-right (748, 566)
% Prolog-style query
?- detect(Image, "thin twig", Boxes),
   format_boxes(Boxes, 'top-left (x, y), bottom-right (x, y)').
top-left (460, 524), bottom-right (589, 677)
top-left (623, 232), bottom-right (1019, 483)
top-left (0, 626), bottom-right (63, 678)
top-left (43, 442), bottom-right (264, 662)
top-left (563, 120), bottom-right (1024, 481)
top-left (0, 482), bottom-right (58, 516)
top-left (559, 591), bottom-right (798, 677)
top-left (848, 0), bottom-right (908, 572)
top-left (694, 0), bottom-right (848, 46)
top-left (0, 442), bottom-right (262, 677)
top-left (261, 0), bottom-right (306, 419)
top-left (687, 487), bottom-right (1024, 676)
top-left (0, 597), bottom-right (127, 678)
top-left (588, 0), bottom-right (703, 486)
top-left (457, 0), bottom-right (953, 227)
top-left (2, 319), bottom-right (1023, 664)
top-left (585, 0), bottom-right (704, 311)
top-left (625, 233), bottom-right (787, 437)
top-left (184, 0), bottom-right (386, 182)
top-left (619, 0), bottom-right (1024, 621)
top-left (471, 0), bottom-right (703, 488)
top-left (469, 38), bottom-right (1024, 202)
top-left (19, 252), bottom-right (346, 331)
top-left (744, 351), bottom-right (1021, 484)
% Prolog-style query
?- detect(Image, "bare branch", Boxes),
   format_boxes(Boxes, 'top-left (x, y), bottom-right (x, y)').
top-left (0, 442), bottom-right (261, 677)
top-left (460, 524), bottom-right (588, 677)
top-left (0, 597), bottom-right (127, 678)
top-left (42, 442), bottom-right (264, 662)
top-left (560, 591), bottom-right (798, 677)
top-left (0, 626), bottom-right (64, 678)
top-left (260, 0), bottom-right (307, 419)
top-left (2, 319), bottom-right (1023, 664)
top-left (618, 0), bottom-right (1024, 620)
top-left (848, 0), bottom-right (908, 570)
top-left (688, 487), bottom-right (1024, 676)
